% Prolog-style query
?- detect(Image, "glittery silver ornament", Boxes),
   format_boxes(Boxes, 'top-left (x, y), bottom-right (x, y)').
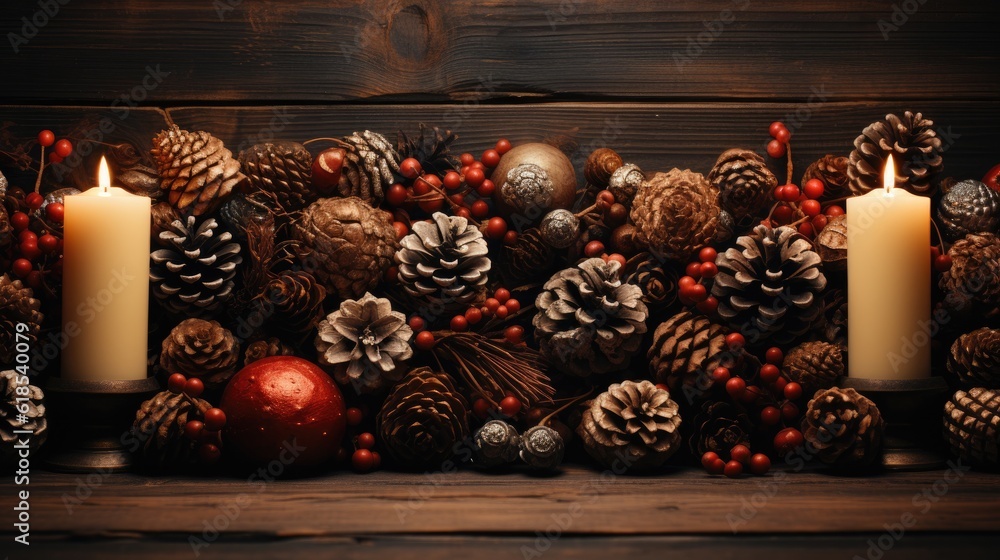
top-left (519, 425), bottom-right (564, 469)
top-left (539, 209), bottom-right (580, 249)
top-left (500, 163), bottom-right (555, 216)
top-left (937, 180), bottom-right (1000, 242)
top-left (473, 419), bottom-right (520, 468)
top-left (607, 163), bottom-right (644, 206)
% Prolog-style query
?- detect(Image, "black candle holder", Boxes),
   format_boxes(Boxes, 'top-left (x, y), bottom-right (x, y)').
top-left (41, 377), bottom-right (160, 473)
top-left (840, 376), bottom-right (950, 471)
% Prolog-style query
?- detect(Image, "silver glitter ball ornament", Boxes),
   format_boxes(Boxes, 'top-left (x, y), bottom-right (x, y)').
top-left (473, 420), bottom-right (520, 468)
top-left (607, 163), bottom-right (644, 206)
top-left (519, 425), bottom-right (564, 469)
top-left (539, 209), bottom-right (580, 249)
top-left (500, 163), bottom-right (555, 216)
top-left (937, 180), bottom-right (1000, 242)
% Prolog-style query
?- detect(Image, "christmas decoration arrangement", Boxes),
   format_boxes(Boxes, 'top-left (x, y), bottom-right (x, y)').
top-left (4, 109), bottom-right (1000, 477)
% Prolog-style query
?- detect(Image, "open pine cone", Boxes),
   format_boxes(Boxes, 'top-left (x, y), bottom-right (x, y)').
top-left (243, 337), bottom-right (295, 366)
top-left (577, 380), bottom-right (682, 471)
top-left (501, 227), bottom-right (557, 282)
top-left (783, 341), bottom-right (844, 397)
top-left (847, 111), bottom-right (943, 196)
top-left (708, 148), bottom-right (777, 222)
top-left (630, 169), bottom-right (720, 260)
top-left (622, 253), bottom-right (680, 318)
top-left (397, 124), bottom-right (459, 175)
top-left (689, 400), bottom-right (752, 456)
top-left (130, 390), bottom-right (213, 471)
top-left (0, 274), bottom-right (43, 367)
top-left (333, 130), bottom-right (400, 205)
top-left (238, 141), bottom-right (317, 214)
top-left (939, 233), bottom-right (1000, 318)
top-left (802, 155), bottom-right (850, 201)
top-left (150, 125), bottom-right (244, 216)
top-left (0, 205), bottom-right (11, 250)
top-left (262, 270), bottom-right (327, 339)
top-left (948, 328), bottom-right (1000, 388)
top-left (936, 180), bottom-right (1000, 242)
top-left (648, 310), bottom-right (729, 393)
top-left (377, 368), bottom-right (469, 469)
top-left (1, 370), bottom-right (46, 460)
top-left (802, 387), bottom-right (885, 469)
top-left (944, 387), bottom-right (1000, 469)
top-left (712, 225), bottom-right (827, 346)
top-left (315, 292), bottom-right (413, 394)
top-left (533, 258), bottom-right (648, 377)
top-left (159, 318), bottom-right (240, 389)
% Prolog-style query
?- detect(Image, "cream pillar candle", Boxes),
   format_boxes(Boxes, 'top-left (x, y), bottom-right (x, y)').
top-left (846, 155), bottom-right (931, 380)
top-left (61, 157), bottom-right (151, 381)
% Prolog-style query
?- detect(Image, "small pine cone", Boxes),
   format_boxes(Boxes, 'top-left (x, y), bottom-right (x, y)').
top-left (648, 310), bottom-right (728, 392)
top-left (534, 258), bottom-right (648, 377)
top-left (217, 193), bottom-right (273, 244)
top-left (802, 155), bottom-right (851, 201)
top-left (1, 370), bottom-right (46, 460)
top-left (784, 341), bottom-right (845, 397)
top-left (396, 124), bottom-right (459, 176)
top-left (630, 169), bottom-right (720, 260)
top-left (238, 141), bottom-right (317, 213)
top-left (944, 387), bottom-right (1000, 468)
top-left (150, 201), bottom-right (181, 242)
top-left (293, 197), bottom-right (398, 300)
top-left (159, 318), bottom-right (240, 389)
top-left (0, 204), bottom-right (12, 250)
top-left (263, 270), bottom-right (327, 338)
top-left (501, 228), bottom-right (557, 282)
top-left (0, 274), bottom-right (43, 367)
top-left (622, 253), bottom-right (680, 317)
top-left (578, 380), bottom-right (682, 471)
top-left (584, 148), bottom-right (623, 189)
top-left (130, 390), bottom-right (212, 471)
top-left (377, 367), bottom-right (469, 470)
top-left (473, 420), bottom-right (520, 468)
top-left (848, 111), bottom-right (943, 196)
top-left (802, 387), bottom-right (885, 469)
top-left (939, 233), bottom-right (1000, 318)
top-left (708, 148), bottom-right (777, 221)
top-left (519, 425), bottom-right (565, 470)
top-left (150, 216), bottom-right (243, 317)
top-left (334, 131), bottom-right (400, 205)
top-left (244, 337), bottom-right (295, 366)
top-left (690, 401), bottom-right (752, 456)
top-left (815, 215), bottom-right (847, 271)
top-left (936, 180), bottom-right (1000, 242)
top-left (315, 292), bottom-right (413, 394)
top-left (948, 328), bottom-right (1000, 388)
top-left (150, 125), bottom-right (244, 216)
top-left (607, 163), bottom-right (644, 207)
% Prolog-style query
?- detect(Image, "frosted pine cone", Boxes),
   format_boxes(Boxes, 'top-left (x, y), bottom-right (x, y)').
top-left (936, 180), bottom-right (1000, 242)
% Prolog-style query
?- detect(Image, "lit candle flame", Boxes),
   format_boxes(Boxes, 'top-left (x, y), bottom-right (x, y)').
top-left (883, 154), bottom-right (895, 195)
top-left (98, 156), bottom-right (112, 194)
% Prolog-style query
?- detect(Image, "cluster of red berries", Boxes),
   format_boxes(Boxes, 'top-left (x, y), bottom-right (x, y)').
top-left (408, 286), bottom-right (526, 350)
top-left (766, 177), bottom-right (843, 238)
top-left (701, 444), bottom-right (771, 478)
top-left (765, 121), bottom-right (792, 159)
top-left (343, 405), bottom-right (382, 474)
top-left (581, 190), bottom-right (628, 266)
top-left (166, 373), bottom-right (227, 466)
top-left (472, 393), bottom-right (524, 420)
top-left (678, 246), bottom-right (720, 313)
top-left (37, 129), bottom-right (74, 165)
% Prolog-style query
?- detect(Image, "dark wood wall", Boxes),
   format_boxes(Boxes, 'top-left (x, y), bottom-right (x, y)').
top-left (1, 0), bottom-right (998, 187)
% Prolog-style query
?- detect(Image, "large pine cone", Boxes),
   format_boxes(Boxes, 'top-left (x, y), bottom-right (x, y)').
top-left (0, 274), bottom-right (43, 367)
top-left (333, 131), bottom-right (400, 205)
top-left (377, 367), bottom-right (469, 469)
top-left (501, 227), bottom-right (557, 282)
top-left (648, 310), bottom-right (728, 392)
top-left (1, 370), bottom-right (46, 460)
top-left (397, 124), bottom-right (459, 175)
top-left (150, 126), bottom-right (244, 216)
top-left (939, 233), bottom-right (1000, 318)
top-left (150, 216), bottom-right (243, 317)
top-left (238, 141), bottom-right (317, 213)
top-left (630, 169), bottom-right (720, 260)
top-left (948, 328), bottom-right (1000, 388)
top-left (159, 318), bottom-right (240, 389)
top-left (396, 212), bottom-right (491, 314)
top-left (533, 258), bottom-right (648, 377)
top-left (130, 390), bottom-right (213, 471)
top-left (294, 197), bottom-right (398, 300)
top-left (802, 155), bottom-right (850, 202)
top-left (577, 380), bottom-right (682, 471)
top-left (936, 180), bottom-right (1000, 242)
top-left (847, 111), bottom-right (943, 196)
top-left (622, 253), bottom-right (680, 318)
top-left (783, 341), bottom-right (844, 397)
top-left (690, 401), bottom-right (752, 456)
top-left (802, 387), bottom-right (885, 469)
top-left (708, 148), bottom-right (776, 221)
top-left (944, 387), bottom-right (1000, 469)
top-left (262, 270), bottom-right (327, 339)
top-left (712, 225), bottom-right (827, 346)
top-left (315, 292), bottom-right (413, 394)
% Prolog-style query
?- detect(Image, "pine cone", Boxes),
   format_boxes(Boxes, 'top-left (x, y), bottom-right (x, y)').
top-left (630, 169), bottom-right (720, 260)
top-left (939, 233), bottom-right (1000, 318)
top-left (578, 380), bottom-right (682, 471)
top-left (396, 212), bottom-right (491, 314)
top-left (294, 196), bottom-right (398, 300)
top-left (315, 292), bottom-right (413, 394)
top-left (262, 270), bottom-right (327, 339)
top-left (377, 367), bottom-right (469, 469)
top-left (708, 148), bottom-right (777, 221)
top-left (519, 425), bottom-right (565, 469)
top-left (533, 258), bottom-right (648, 377)
top-left (0, 274), bottom-right (43, 367)
top-left (159, 318), bottom-right (240, 389)
top-left (944, 387), bottom-right (1000, 469)
top-left (501, 228), bottom-right (557, 282)
top-left (1, 370), bottom-right (46, 460)
top-left (815, 215), bottom-right (847, 271)
top-left (0, 204), bottom-right (11, 250)
top-left (150, 125), bottom-right (244, 216)
top-left (848, 111), bottom-right (944, 196)
top-left (802, 387), bottom-right (885, 469)
top-left (217, 193), bottom-right (272, 244)
top-left (473, 419), bottom-right (520, 468)
top-left (690, 400), bottom-right (752, 456)
top-left (238, 141), bottom-right (317, 213)
top-left (622, 253), bottom-right (680, 318)
top-left (130, 390), bottom-right (212, 471)
top-left (150, 201), bottom-right (181, 242)
top-left (333, 130), bottom-right (400, 205)
top-left (396, 124), bottom-right (459, 175)
top-left (150, 216), bottom-right (243, 317)
top-left (243, 337), bottom-right (295, 366)
top-left (712, 225), bottom-right (827, 346)
top-left (802, 155), bottom-right (850, 201)
top-left (948, 328), bottom-right (1000, 388)
top-left (936, 180), bottom-right (1000, 242)
top-left (584, 148), bottom-right (623, 189)
top-left (784, 341), bottom-right (845, 397)
top-left (648, 310), bottom-right (728, 392)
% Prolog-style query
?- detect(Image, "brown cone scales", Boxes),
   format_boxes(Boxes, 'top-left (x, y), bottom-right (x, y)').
top-left (238, 141), bottom-right (317, 213)
top-left (647, 310), bottom-right (728, 392)
top-left (1, 370), bottom-right (46, 459)
top-left (802, 155), bottom-right (850, 201)
top-left (501, 228), bottom-right (557, 282)
top-left (802, 387), bottom-right (885, 469)
top-left (151, 126), bottom-right (244, 216)
top-left (263, 270), bottom-right (327, 338)
top-left (243, 337), bottom-right (295, 366)
top-left (131, 390), bottom-right (213, 470)
top-left (397, 124), bottom-right (459, 176)
top-left (0, 274), bottom-right (43, 367)
top-left (936, 180), bottom-right (1000, 242)
top-left (690, 401), bottom-right (752, 456)
top-left (708, 148), bottom-right (777, 221)
top-left (333, 130), bottom-right (400, 205)
top-left (848, 111), bottom-right (943, 196)
top-left (944, 387), bottom-right (1000, 469)
top-left (948, 328), bottom-right (1000, 388)
top-left (159, 318), bottom-right (240, 389)
top-left (939, 233), bottom-right (1000, 318)
top-left (783, 341), bottom-right (844, 397)
top-left (630, 169), bottom-right (720, 260)
top-left (622, 253), bottom-right (680, 317)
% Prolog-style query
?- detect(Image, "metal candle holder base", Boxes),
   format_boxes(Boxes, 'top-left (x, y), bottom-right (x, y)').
top-left (840, 376), bottom-right (950, 471)
top-left (41, 377), bottom-right (160, 473)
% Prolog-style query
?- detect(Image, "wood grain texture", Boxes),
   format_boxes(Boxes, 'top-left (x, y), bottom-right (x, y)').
top-left (0, 0), bottom-right (997, 103)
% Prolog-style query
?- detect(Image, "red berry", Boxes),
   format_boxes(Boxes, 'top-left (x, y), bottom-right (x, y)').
top-left (724, 460), bottom-right (744, 478)
top-left (470, 200), bottom-right (490, 219)
top-left (783, 381), bottom-right (803, 400)
top-left (465, 307), bottom-right (483, 325)
top-left (393, 221), bottom-right (409, 240)
top-left (460, 153), bottom-right (476, 166)
top-left (455, 207), bottom-right (472, 220)
top-left (371, 451), bottom-right (382, 469)
top-left (699, 262), bottom-right (718, 278)
top-left (696, 295), bottom-right (719, 314)
top-left (504, 325), bottom-right (525, 344)
top-left (494, 287), bottom-right (511, 303)
top-left (773, 376), bottom-right (788, 395)
top-left (352, 449), bottom-right (376, 473)
top-left (768, 121), bottom-right (787, 138)
top-left (678, 276), bottom-right (696, 290)
top-left (686, 283), bottom-right (708, 303)
top-left (930, 245), bottom-right (941, 259)
top-left (312, 148), bottom-right (346, 192)
top-left (699, 246), bottom-right (718, 263)
top-left (400, 157), bottom-right (422, 179)
top-left (357, 432), bottom-right (376, 450)
top-left (781, 184), bottom-right (800, 202)
top-left (759, 363), bottom-right (780, 383)
top-left (481, 149), bottom-right (501, 168)
top-left (45, 202), bottom-right (64, 223)
top-left (485, 217), bottom-right (507, 240)
top-left (414, 331), bottom-right (436, 350)
top-left (760, 406), bottom-right (781, 426)
top-left (465, 167), bottom-right (486, 188)
top-left (749, 453), bottom-right (771, 475)
top-left (804, 179), bottom-right (825, 199)
top-left (53, 139), bottom-right (73, 158)
top-left (742, 385), bottom-right (764, 405)
top-left (184, 420), bottom-right (205, 440)
top-left (731, 444), bottom-right (751, 464)
top-left (685, 261), bottom-right (702, 279)
top-left (504, 298), bottom-right (521, 314)
top-left (801, 199), bottom-right (822, 217)
top-left (933, 254), bottom-right (953, 273)
top-left (797, 222), bottom-right (815, 238)
top-left (48, 153), bottom-right (64, 165)
top-left (582, 240), bottom-right (604, 258)
top-left (38, 234), bottom-right (58, 253)
top-left (774, 127), bottom-right (791, 144)
top-left (19, 230), bottom-right (37, 244)
top-left (597, 190), bottom-right (615, 210)
top-left (503, 230), bottom-right (518, 246)
top-left (203, 408), bottom-right (227, 431)
top-left (10, 212), bottom-right (29, 231)
top-left (707, 458), bottom-right (726, 475)
top-left (765, 347), bottom-right (784, 365)
top-left (25, 192), bottom-right (44, 210)
top-left (199, 443), bottom-right (222, 465)
top-left (654, 383), bottom-right (670, 394)
top-left (824, 205), bottom-right (845, 217)
top-left (781, 401), bottom-right (800, 422)
top-left (499, 396), bottom-right (522, 417)
top-left (701, 451), bottom-right (720, 469)
top-left (19, 240), bottom-right (41, 261)
top-left (482, 298), bottom-right (499, 314)
top-left (476, 179), bottom-right (496, 197)
top-left (725, 332), bottom-right (745, 350)
top-left (25, 271), bottom-right (41, 289)
top-left (386, 184), bottom-right (408, 207)
top-left (167, 373), bottom-right (187, 394)
top-left (811, 214), bottom-right (828, 232)
top-left (494, 305), bottom-right (508, 320)
top-left (725, 376), bottom-right (746, 398)
top-left (408, 316), bottom-right (426, 332)
top-left (495, 139), bottom-right (512, 155)
top-left (38, 130), bottom-right (55, 147)
top-left (712, 366), bottom-right (731, 385)
top-left (184, 378), bottom-right (205, 398)
top-left (772, 204), bottom-right (794, 224)
top-left (346, 407), bottom-right (364, 426)
top-left (767, 139), bottom-right (786, 158)
top-left (418, 196), bottom-right (445, 214)
top-left (470, 161), bottom-right (486, 171)
top-left (450, 315), bottom-right (469, 332)
top-left (443, 171), bottom-right (462, 190)
top-left (472, 398), bottom-right (492, 419)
